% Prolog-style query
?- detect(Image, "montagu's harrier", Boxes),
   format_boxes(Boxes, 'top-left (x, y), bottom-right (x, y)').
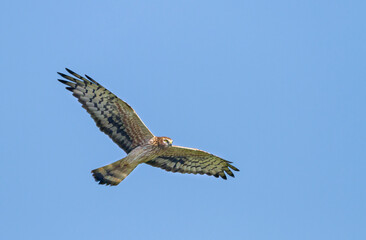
top-left (58, 69), bottom-right (239, 186)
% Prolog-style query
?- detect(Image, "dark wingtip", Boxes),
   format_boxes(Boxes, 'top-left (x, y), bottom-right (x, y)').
top-left (58, 79), bottom-right (74, 92)
top-left (224, 166), bottom-right (236, 178)
top-left (85, 74), bottom-right (93, 81)
top-left (85, 74), bottom-right (99, 84)
top-left (57, 72), bottom-right (66, 77)
top-left (58, 79), bottom-right (67, 84)
top-left (65, 68), bottom-right (75, 75)
top-left (229, 164), bottom-right (240, 172)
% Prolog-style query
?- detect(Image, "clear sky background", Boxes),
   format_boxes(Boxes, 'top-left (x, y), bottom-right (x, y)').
top-left (1, 1), bottom-right (365, 239)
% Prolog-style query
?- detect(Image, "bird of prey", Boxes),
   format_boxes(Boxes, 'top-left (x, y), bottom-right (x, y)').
top-left (58, 69), bottom-right (239, 186)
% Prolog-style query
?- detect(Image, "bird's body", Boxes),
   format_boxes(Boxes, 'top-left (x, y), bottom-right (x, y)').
top-left (58, 69), bottom-right (239, 186)
top-left (92, 136), bottom-right (172, 185)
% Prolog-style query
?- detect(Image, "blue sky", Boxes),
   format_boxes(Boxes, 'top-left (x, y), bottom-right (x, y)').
top-left (1, 1), bottom-right (365, 239)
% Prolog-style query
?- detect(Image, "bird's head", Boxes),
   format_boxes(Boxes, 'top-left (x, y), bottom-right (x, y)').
top-left (157, 136), bottom-right (173, 148)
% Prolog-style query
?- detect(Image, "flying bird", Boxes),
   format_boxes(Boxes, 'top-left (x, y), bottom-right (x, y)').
top-left (58, 69), bottom-right (239, 186)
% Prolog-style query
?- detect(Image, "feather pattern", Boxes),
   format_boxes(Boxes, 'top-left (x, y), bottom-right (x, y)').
top-left (146, 146), bottom-right (239, 179)
top-left (58, 68), bottom-right (154, 153)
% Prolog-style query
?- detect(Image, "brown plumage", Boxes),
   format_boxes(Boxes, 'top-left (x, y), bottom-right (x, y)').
top-left (58, 69), bottom-right (239, 186)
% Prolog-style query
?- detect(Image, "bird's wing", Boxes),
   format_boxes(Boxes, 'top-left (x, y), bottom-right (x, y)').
top-left (58, 68), bottom-right (154, 153)
top-left (145, 146), bottom-right (239, 179)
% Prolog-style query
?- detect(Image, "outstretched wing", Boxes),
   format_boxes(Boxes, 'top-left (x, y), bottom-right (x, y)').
top-left (58, 68), bottom-right (154, 153)
top-left (145, 146), bottom-right (239, 179)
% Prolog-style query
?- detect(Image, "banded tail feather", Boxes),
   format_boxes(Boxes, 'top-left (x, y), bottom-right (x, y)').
top-left (91, 160), bottom-right (138, 186)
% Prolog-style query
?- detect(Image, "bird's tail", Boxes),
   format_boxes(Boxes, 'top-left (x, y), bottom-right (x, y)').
top-left (91, 159), bottom-right (137, 186)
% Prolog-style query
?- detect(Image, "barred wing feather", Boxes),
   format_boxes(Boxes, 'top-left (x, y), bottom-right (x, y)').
top-left (146, 146), bottom-right (239, 179)
top-left (58, 68), bottom-right (154, 153)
